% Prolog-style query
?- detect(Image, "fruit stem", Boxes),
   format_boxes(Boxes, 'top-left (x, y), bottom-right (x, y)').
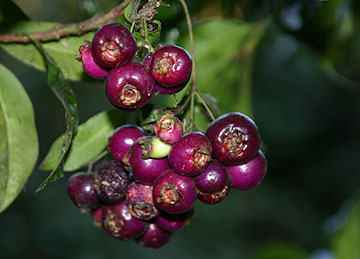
top-left (194, 91), bottom-right (216, 121)
top-left (179, 0), bottom-right (197, 130)
top-left (87, 150), bottom-right (108, 172)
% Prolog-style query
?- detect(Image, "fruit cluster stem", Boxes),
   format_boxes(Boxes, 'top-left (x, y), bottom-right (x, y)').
top-left (0, 0), bottom-right (131, 44)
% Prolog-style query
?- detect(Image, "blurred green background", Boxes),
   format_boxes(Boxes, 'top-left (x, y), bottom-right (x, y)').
top-left (0, 0), bottom-right (360, 258)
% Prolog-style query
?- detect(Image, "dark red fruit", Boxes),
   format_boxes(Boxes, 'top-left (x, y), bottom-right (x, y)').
top-left (195, 160), bottom-right (231, 205)
top-left (153, 169), bottom-right (197, 214)
top-left (129, 136), bottom-right (170, 185)
top-left (206, 112), bottom-right (261, 165)
top-left (150, 45), bottom-right (192, 88)
top-left (227, 150), bottom-right (267, 191)
top-left (154, 113), bottom-right (183, 144)
top-left (91, 207), bottom-right (103, 228)
top-left (168, 132), bottom-right (212, 177)
top-left (66, 172), bottom-right (100, 210)
top-left (143, 52), bottom-right (188, 94)
top-left (155, 208), bottom-right (194, 232)
top-left (105, 62), bottom-right (155, 111)
top-left (93, 160), bottom-right (131, 204)
top-left (102, 200), bottom-right (148, 240)
top-left (108, 124), bottom-right (145, 162)
top-left (126, 182), bottom-right (159, 220)
top-left (136, 223), bottom-right (171, 249)
top-left (76, 41), bottom-right (108, 79)
top-left (92, 22), bottom-right (136, 68)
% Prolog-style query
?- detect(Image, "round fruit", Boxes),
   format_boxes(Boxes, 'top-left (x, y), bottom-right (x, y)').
top-left (108, 124), bottom-right (145, 162)
top-left (93, 160), bottom-right (130, 204)
top-left (168, 132), bottom-right (212, 177)
top-left (92, 22), bottom-right (136, 68)
top-left (143, 52), bottom-right (188, 94)
top-left (129, 136), bottom-right (170, 185)
top-left (136, 223), bottom-right (171, 249)
top-left (206, 112), bottom-right (261, 165)
top-left (126, 182), bottom-right (159, 221)
top-left (150, 45), bottom-right (192, 88)
top-left (102, 200), bottom-right (148, 240)
top-left (154, 113), bottom-right (183, 144)
top-left (76, 41), bottom-right (108, 79)
top-left (153, 169), bottom-right (197, 214)
top-left (66, 172), bottom-right (100, 210)
top-left (227, 150), bottom-right (267, 191)
top-left (105, 62), bottom-right (155, 111)
top-left (195, 160), bottom-right (231, 205)
top-left (155, 208), bottom-right (194, 232)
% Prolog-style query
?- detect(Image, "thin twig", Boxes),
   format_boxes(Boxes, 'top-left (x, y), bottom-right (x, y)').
top-left (0, 0), bottom-right (131, 44)
top-left (195, 91), bottom-right (216, 121)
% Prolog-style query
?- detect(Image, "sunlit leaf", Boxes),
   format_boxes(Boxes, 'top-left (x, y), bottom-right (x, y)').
top-left (40, 110), bottom-right (127, 172)
top-left (0, 63), bottom-right (38, 213)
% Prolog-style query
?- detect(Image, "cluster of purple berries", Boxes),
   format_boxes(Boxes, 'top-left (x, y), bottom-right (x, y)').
top-left (66, 112), bottom-right (267, 248)
top-left (76, 22), bottom-right (192, 111)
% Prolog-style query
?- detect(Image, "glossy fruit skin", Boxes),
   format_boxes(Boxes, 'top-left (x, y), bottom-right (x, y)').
top-left (153, 169), bottom-right (197, 214)
top-left (227, 150), bottom-right (267, 191)
top-left (106, 62), bottom-right (155, 111)
top-left (66, 172), bottom-right (100, 210)
top-left (168, 132), bottom-right (212, 177)
top-left (108, 124), bottom-right (145, 162)
top-left (77, 41), bottom-right (108, 79)
top-left (91, 207), bottom-right (103, 228)
top-left (155, 208), bottom-right (194, 232)
top-left (206, 112), bottom-right (261, 165)
top-left (129, 136), bottom-right (170, 185)
top-left (102, 200), bottom-right (148, 240)
top-left (126, 182), bottom-right (159, 220)
top-left (143, 53), bottom-right (188, 95)
top-left (93, 160), bottom-right (131, 205)
top-left (92, 22), bottom-right (136, 68)
top-left (154, 113), bottom-right (183, 144)
top-left (150, 45), bottom-right (192, 88)
top-left (136, 223), bottom-right (171, 249)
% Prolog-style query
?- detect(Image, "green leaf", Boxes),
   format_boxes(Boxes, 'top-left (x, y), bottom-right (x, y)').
top-left (0, 21), bottom-right (95, 81)
top-left (31, 39), bottom-right (78, 192)
top-left (179, 18), bottom-right (267, 116)
top-left (0, 63), bottom-right (38, 213)
top-left (40, 110), bottom-right (127, 172)
top-left (332, 198), bottom-right (360, 259)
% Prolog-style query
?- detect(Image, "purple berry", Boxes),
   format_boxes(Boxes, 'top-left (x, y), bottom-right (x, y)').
top-left (108, 124), bottom-right (145, 162)
top-left (93, 160), bottom-right (131, 204)
top-left (76, 41), bottom-right (108, 79)
top-left (91, 207), bottom-right (103, 228)
top-left (153, 169), bottom-right (197, 214)
top-left (129, 137), bottom-right (170, 185)
top-left (66, 172), bottom-right (100, 210)
top-left (143, 52), bottom-right (187, 95)
top-left (105, 62), bottom-right (155, 111)
top-left (150, 45), bottom-right (192, 88)
top-left (155, 208), bottom-right (194, 232)
top-left (92, 22), bottom-right (136, 68)
top-left (136, 223), bottom-right (171, 249)
top-left (227, 150), bottom-right (267, 191)
top-left (206, 112), bottom-right (261, 165)
top-left (126, 182), bottom-right (159, 220)
top-left (168, 132), bottom-right (212, 177)
top-left (154, 113), bottom-right (183, 144)
top-left (102, 200), bottom-right (148, 240)
top-left (195, 160), bottom-right (231, 205)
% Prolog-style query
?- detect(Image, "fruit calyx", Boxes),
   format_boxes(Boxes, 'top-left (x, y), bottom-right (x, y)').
top-left (158, 184), bottom-right (180, 205)
top-left (119, 84), bottom-right (141, 106)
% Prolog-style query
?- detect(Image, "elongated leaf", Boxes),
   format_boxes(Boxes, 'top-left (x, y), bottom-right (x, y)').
top-left (40, 110), bottom-right (127, 172)
top-left (32, 39), bottom-right (78, 192)
top-left (0, 21), bottom-right (94, 81)
top-left (0, 63), bottom-right (38, 213)
top-left (179, 18), bottom-right (267, 116)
